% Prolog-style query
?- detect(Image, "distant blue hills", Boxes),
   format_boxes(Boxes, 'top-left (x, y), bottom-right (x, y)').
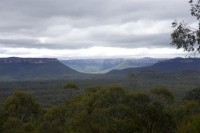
top-left (0, 57), bottom-right (199, 81)
top-left (108, 57), bottom-right (200, 75)
top-left (60, 57), bottom-right (166, 73)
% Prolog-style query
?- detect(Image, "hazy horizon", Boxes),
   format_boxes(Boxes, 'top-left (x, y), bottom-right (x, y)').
top-left (0, 56), bottom-right (190, 60)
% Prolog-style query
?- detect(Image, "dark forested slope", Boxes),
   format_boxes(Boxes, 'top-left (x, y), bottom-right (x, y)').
top-left (108, 58), bottom-right (200, 75)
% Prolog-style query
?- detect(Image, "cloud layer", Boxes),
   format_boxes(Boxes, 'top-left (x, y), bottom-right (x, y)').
top-left (0, 0), bottom-right (194, 58)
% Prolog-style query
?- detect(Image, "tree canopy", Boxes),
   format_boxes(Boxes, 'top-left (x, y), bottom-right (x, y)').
top-left (1, 86), bottom-right (200, 132)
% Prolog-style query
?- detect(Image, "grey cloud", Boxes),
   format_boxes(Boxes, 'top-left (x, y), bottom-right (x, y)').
top-left (89, 33), bottom-right (171, 48)
top-left (0, 0), bottom-right (194, 50)
top-left (0, 0), bottom-right (190, 28)
top-left (0, 39), bottom-right (40, 48)
top-left (0, 33), bottom-right (171, 50)
top-left (0, 38), bottom-right (92, 49)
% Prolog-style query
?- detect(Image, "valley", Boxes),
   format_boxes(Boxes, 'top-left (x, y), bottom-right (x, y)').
top-left (60, 57), bottom-right (165, 73)
top-left (0, 57), bottom-right (200, 105)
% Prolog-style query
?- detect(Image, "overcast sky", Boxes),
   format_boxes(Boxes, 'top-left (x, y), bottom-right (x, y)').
top-left (0, 0), bottom-right (196, 59)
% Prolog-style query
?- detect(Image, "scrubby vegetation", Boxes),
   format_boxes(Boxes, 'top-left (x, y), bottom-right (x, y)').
top-left (1, 70), bottom-right (200, 105)
top-left (1, 85), bottom-right (200, 133)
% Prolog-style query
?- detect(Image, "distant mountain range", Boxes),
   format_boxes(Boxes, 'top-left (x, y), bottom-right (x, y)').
top-left (0, 57), bottom-right (199, 81)
top-left (108, 58), bottom-right (200, 75)
top-left (60, 58), bottom-right (166, 73)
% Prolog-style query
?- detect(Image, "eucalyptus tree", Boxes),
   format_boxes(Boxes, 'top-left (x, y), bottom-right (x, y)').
top-left (171, 0), bottom-right (200, 55)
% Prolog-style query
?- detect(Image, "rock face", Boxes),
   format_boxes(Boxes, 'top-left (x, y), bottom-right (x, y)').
top-left (0, 57), bottom-right (82, 81)
top-left (0, 57), bottom-right (58, 64)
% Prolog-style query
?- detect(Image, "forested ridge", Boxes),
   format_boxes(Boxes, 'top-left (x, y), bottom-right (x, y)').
top-left (1, 85), bottom-right (200, 133)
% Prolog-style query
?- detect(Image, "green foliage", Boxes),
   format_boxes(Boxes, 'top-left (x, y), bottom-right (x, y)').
top-left (150, 86), bottom-right (175, 105)
top-left (38, 105), bottom-right (69, 133)
top-left (64, 82), bottom-right (79, 90)
top-left (0, 104), bottom-right (3, 131)
top-left (177, 114), bottom-right (200, 133)
top-left (185, 87), bottom-right (200, 103)
top-left (64, 82), bottom-right (79, 98)
top-left (4, 91), bottom-right (40, 122)
top-left (1, 86), bottom-right (200, 132)
top-left (1, 91), bottom-right (41, 133)
top-left (171, 21), bottom-right (196, 52)
top-left (85, 86), bottom-right (102, 93)
top-left (175, 101), bottom-right (200, 125)
top-left (171, 0), bottom-right (200, 53)
top-left (62, 85), bottom-right (175, 133)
